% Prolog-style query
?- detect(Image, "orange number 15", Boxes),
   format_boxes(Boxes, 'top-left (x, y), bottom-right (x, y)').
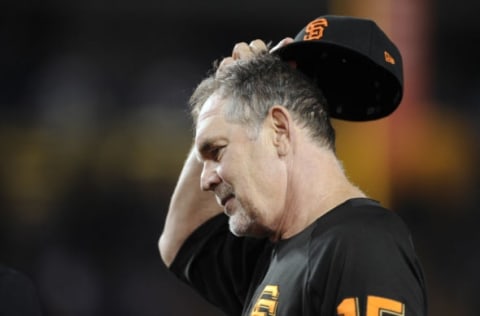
top-left (337, 296), bottom-right (405, 316)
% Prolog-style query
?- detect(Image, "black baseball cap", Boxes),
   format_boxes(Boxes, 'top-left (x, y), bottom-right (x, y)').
top-left (274, 15), bottom-right (403, 121)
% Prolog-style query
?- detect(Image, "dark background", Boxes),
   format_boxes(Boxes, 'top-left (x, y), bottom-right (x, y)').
top-left (0, 0), bottom-right (479, 315)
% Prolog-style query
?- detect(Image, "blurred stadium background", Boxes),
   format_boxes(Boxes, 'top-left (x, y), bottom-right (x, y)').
top-left (0, 0), bottom-right (478, 315)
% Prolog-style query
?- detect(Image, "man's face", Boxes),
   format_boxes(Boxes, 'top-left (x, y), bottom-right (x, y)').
top-left (195, 93), bottom-right (287, 238)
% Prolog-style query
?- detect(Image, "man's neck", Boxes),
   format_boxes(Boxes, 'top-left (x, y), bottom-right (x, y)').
top-left (275, 146), bottom-right (366, 241)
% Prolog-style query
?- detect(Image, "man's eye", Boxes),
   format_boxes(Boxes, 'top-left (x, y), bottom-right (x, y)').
top-left (211, 146), bottom-right (225, 161)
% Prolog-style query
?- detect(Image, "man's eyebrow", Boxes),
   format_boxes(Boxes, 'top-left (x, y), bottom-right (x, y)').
top-left (196, 137), bottom-right (215, 158)
top-left (197, 137), bottom-right (226, 159)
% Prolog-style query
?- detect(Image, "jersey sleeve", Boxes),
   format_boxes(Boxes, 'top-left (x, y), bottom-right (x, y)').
top-left (308, 206), bottom-right (428, 316)
top-left (169, 213), bottom-right (270, 315)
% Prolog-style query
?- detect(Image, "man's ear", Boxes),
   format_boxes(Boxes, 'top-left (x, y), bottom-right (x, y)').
top-left (268, 105), bottom-right (292, 156)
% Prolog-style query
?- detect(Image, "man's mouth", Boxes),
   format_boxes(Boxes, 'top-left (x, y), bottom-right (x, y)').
top-left (220, 194), bottom-right (234, 207)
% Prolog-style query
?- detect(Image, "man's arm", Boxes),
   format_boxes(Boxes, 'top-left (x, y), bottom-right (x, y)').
top-left (158, 148), bottom-right (223, 267)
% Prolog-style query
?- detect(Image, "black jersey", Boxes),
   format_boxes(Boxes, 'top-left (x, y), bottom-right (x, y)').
top-left (169, 198), bottom-right (427, 316)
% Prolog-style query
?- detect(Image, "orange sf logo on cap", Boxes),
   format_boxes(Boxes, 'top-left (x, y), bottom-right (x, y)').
top-left (303, 18), bottom-right (329, 40)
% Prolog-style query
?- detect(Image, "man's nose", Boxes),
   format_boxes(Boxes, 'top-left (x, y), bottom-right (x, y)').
top-left (200, 161), bottom-right (221, 191)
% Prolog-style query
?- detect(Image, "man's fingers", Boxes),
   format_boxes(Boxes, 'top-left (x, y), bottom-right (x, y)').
top-left (218, 38), bottom-right (283, 76)
top-left (232, 39), bottom-right (268, 60)
top-left (219, 56), bottom-right (234, 68)
top-left (249, 39), bottom-right (268, 55)
top-left (232, 42), bottom-right (253, 60)
top-left (216, 57), bottom-right (235, 76)
top-left (269, 37), bottom-right (295, 53)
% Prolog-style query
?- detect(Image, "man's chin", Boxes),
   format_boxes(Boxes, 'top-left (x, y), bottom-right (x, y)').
top-left (228, 214), bottom-right (269, 238)
top-left (228, 214), bottom-right (253, 237)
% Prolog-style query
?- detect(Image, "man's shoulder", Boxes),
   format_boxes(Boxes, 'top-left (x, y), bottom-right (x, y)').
top-left (309, 198), bottom-right (410, 247)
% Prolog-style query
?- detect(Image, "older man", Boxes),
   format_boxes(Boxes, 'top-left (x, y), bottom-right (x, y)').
top-left (160, 15), bottom-right (427, 316)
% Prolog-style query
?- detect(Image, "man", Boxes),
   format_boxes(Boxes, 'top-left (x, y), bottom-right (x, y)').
top-left (159, 15), bottom-right (427, 316)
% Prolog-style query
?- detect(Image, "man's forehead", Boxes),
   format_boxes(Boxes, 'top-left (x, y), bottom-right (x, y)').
top-left (194, 94), bottom-right (228, 161)
top-left (197, 93), bottom-right (225, 122)
top-left (195, 93), bottom-right (226, 144)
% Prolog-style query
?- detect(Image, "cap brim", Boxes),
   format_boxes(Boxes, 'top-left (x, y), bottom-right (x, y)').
top-left (274, 40), bottom-right (403, 121)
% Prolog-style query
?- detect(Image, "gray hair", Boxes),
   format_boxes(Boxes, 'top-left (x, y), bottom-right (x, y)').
top-left (189, 52), bottom-right (335, 150)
